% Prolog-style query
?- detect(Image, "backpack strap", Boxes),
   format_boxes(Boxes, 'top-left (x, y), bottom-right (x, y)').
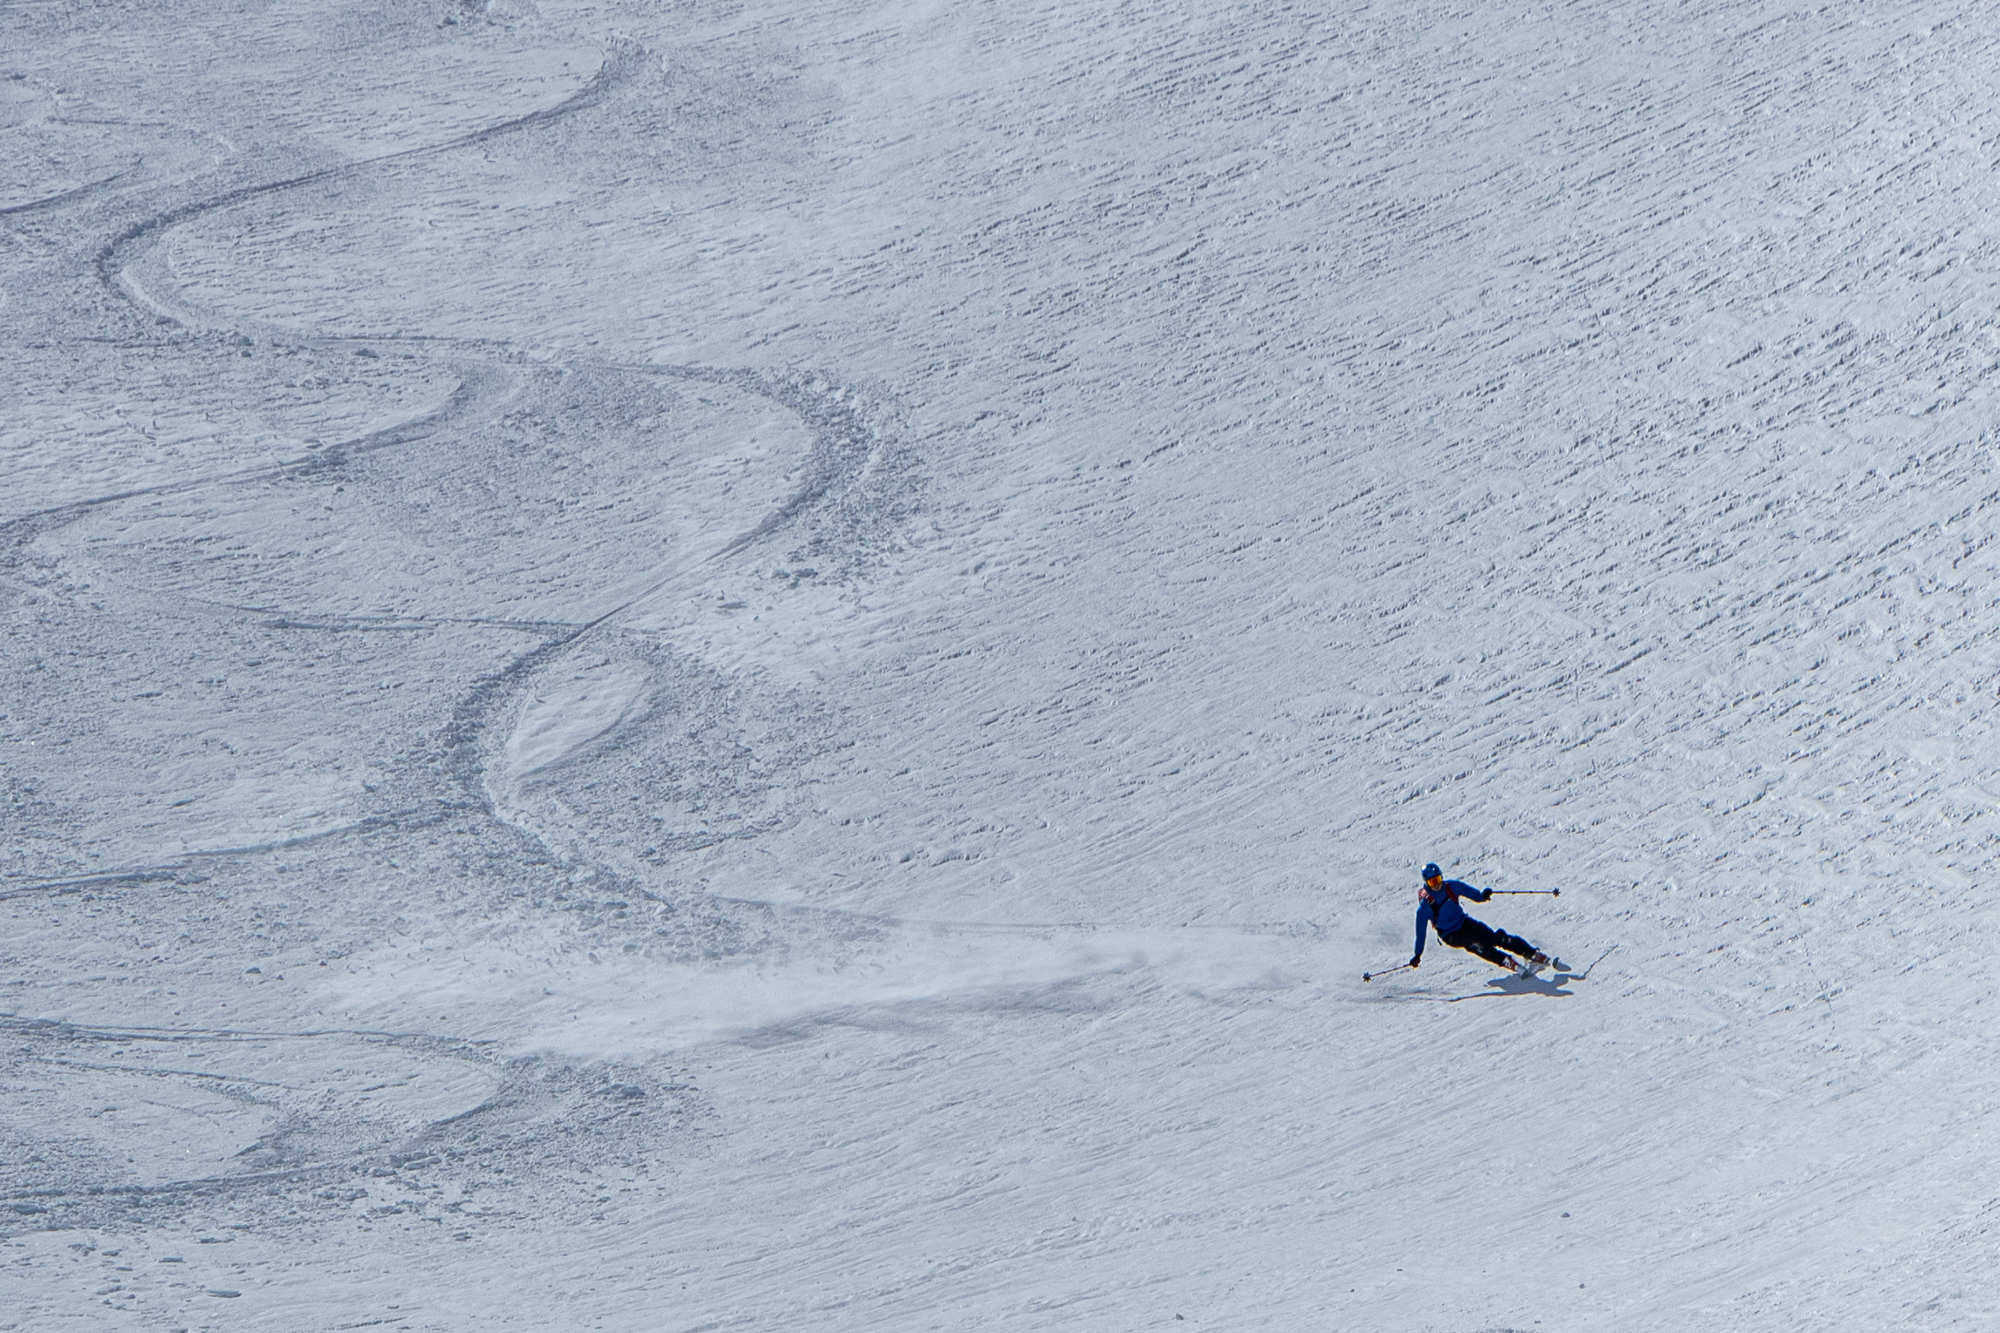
top-left (1420, 882), bottom-right (1458, 908)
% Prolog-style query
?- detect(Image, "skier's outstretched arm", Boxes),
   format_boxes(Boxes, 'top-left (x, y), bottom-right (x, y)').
top-left (1412, 902), bottom-right (1431, 966)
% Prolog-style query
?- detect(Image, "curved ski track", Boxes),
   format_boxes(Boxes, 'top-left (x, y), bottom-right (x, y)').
top-left (4, 34), bottom-right (901, 1231)
top-left (5, 17), bottom-right (1315, 1240)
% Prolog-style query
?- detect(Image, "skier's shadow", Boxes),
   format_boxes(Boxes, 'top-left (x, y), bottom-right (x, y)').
top-left (1447, 947), bottom-right (1613, 1002)
top-left (1448, 971), bottom-right (1574, 1002)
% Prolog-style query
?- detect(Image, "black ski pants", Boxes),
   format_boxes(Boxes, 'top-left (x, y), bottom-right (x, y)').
top-left (1438, 918), bottom-right (1537, 968)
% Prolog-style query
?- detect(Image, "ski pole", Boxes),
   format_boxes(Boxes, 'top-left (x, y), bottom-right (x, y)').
top-left (1362, 962), bottom-right (1415, 982)
top-left (1488, 888), bottom-right (1560, 896)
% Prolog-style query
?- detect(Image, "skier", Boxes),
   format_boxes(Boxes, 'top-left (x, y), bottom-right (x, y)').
top-left (1410, 863), bottom-right (1561, 975)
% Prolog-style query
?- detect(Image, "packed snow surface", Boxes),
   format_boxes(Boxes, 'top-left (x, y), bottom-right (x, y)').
top-left (6, 0), bottom-right (2000, 1328)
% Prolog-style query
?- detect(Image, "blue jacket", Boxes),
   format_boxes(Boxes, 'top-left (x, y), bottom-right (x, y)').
top-left (1413, 879), bottom-right (1491, 960)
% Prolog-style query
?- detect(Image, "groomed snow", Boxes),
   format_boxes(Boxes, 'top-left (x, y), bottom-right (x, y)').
top-left (6, 0), bottom-right (2000, 1328)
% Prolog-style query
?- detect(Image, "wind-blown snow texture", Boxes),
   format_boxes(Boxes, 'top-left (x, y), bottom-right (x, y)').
top-left (6, 0), bottom-right (2000, 1328)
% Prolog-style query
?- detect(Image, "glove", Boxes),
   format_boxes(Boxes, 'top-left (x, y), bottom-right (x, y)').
top-left (1409, 954), bottom-right (1421, 968)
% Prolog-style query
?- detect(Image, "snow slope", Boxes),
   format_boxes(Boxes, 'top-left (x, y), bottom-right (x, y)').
top-left (6, 0), bottom-right (2000, 1328)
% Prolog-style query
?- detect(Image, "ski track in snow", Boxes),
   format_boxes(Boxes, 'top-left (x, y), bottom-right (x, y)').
top-left (9, 0), bottom-right (2000, 1328)
top-left (3, 2), bottom-right (1232, 1280)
